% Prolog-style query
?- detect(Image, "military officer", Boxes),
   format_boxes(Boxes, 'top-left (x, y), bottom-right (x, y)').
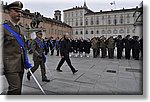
top-left (106, 36), bottom-right (115, 59)
top-left (3, 1), bottom-right (27, 95)
top-left (99, 35), bottom-right (107, 58)
top-left (27, 30), bottom-right (50, 82)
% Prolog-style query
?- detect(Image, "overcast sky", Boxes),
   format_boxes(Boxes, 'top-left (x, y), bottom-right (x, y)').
top-left (2, 0), bottom-right (142, 19)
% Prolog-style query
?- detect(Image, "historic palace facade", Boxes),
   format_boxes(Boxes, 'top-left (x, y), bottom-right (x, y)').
top-left (63, 2), bottom-right (143, 39)
top-left (1, 1), bottom-right (73, 39)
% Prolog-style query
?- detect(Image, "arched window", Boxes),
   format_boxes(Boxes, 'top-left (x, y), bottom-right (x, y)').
top-left (86, 30), bottom-right (88, 34)
top-left (76, 31), bottom-right (78, 35)
top-left (91, 30), bottom-right (94, 34)
top-left (113, 29), bottom-right (118, 34)
top-left (114, 19), bottom-right (117, 25)
top-left (80, 31), bottom-right (83, 35)
top-left (101, 30), bottom-right (105, 34)
top-left (119, 29), bottom-right (124, 34)
top-left (97, 30), bottom-right (99, 34)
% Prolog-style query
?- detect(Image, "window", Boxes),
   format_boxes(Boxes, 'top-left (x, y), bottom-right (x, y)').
top-left (86, 30), bottom-right (88, 34)
top-left (76, 19), bottom-right (78, 26)
top-left (108, 15), bottom-right (111, 25)
top-left (80, 18), bottom-right (83, 26)
top-left (80, 31), bottom-right (83, 35)
top-left (96, 17), bottom-right (99, 25)
top-left (119, 29), bottom-right (124, 34)
top-left (113, 29), bottom-right (118, 34)
top-left (108, 19), bottom-right (111, 25)
top-left (85, 18), bottom-right (88, 25)
top-left (80, 11), bottom-right (82, 16)
top-left (107, 30), bottom-right (112, 34)
top-left (96, 30), bottom-right (99, 34)
top-left (114, 19), bottom-right (117, 25)
top-left (120, 15), bottom-right (123, 24)
top-left (91, 30), bottom-right (94, 34)
top-left (91, 17), bottom-right (94, 25)
top-left (127, 28), bottom-right (130, 33)
top-left (127, 14), bottom-right (130, 23)
top-left (76, 31), bottom-right (78, 35)
top-left (101, 30), bottom-right (105, 34)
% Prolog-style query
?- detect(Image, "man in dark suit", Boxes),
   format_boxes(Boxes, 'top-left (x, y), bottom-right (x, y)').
top-left (3, 1), bottom-right (26, 95)
top-left (56, 33), bottom-right (78, 74)
top-left (27, 31), bottom-right (50, 82)
top-left (123, 35), bottom-right (132, 60)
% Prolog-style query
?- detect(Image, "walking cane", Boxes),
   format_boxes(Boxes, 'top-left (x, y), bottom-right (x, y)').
top-left (28, 69), bottom-right (46, 95)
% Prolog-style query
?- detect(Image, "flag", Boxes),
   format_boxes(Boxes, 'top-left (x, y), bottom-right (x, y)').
top-left (110, 1), bottom-right (115, 5)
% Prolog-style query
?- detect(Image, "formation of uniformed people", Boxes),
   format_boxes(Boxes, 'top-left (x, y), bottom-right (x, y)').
top-left (2, 1), bottom-right (143, 95)
top-left (34, 34), bottom-right (142, 60)
top-left (90, 35), bottom-right (143, 60)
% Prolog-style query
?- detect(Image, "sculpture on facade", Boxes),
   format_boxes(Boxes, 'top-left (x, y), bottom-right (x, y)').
top-left (30, 12), bottom-right (43, 28)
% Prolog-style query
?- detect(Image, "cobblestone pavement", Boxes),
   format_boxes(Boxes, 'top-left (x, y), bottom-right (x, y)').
top-left (1, 51), bottom-right (143, 95)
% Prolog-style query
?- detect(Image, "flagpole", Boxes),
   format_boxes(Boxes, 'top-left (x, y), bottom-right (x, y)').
top-left (114, 1), bottom-right (116, 9)
top-left (28, 69), bottom-right (46, 95)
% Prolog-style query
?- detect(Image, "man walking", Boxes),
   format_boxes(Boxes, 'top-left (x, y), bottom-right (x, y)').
top-left (56, 33), bottom-right (78, 74)
top-left (27, 30), bottom-right (50, 82)
top-left (2, 1), bottom-right (32, 95)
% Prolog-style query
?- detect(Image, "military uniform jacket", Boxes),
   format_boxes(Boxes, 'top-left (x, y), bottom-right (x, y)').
top-left (32, 38), bottom-right (44, 62)
top-left (3, 21), bottom-right (25, 73)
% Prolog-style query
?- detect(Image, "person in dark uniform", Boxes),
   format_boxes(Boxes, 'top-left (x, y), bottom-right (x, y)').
top-left (139, 37), bottom-right (143, 58)
top-left (49, 36), bottom-right (55, 55)
top-left (73, 38), bottom-right (79, 57)
top-left (43, 37), bottom-right (49, 55)
top-left (56, 33), bottom-right (78, 74)
top-left (115, 35), bottom-right (124, 59)
top-left (27, 31), bottom-right (50, 82)
top-left (2, 1), bottom-right (29, 95)
top-left (131, 36), bottom-right (136, 59)
top-left (79, 38), bottom-right (84, 57)
top-left (123, 35), bottom-right (132, 60)
top-left (133, 36), bottom-right (140, 60)
top-left (84, 38), bottom-right (91, 57)
top-left (55, 37), bottom-right (60, 56)
top-left (69, 38), bottom-right (74, 57)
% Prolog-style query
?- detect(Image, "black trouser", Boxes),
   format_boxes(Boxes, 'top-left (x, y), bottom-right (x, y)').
top-left (100, 47), bottom-right (106, 58)
top-left (108, 48), bottom-right (114, 59)
top-left (51, 49), bottom-right (54, 55)
top-left (97, 48), bottom-right (100, 57)
top-left (117, 48), bottom-right (123, 59)
top-left (134, 49), bottom-right (140, 60)
top-left (28, 60), bottom-right (47, 80)
top-left (132, 48), bottom-right (135, 59)
top-left (56, 54), bottom-right (76, 72)
top-left (93, 49), bottom-right (98, 58)
top-left (125, 48), bottom-right (131, 59)
top-left (5, 72), bottom-right (24, 95)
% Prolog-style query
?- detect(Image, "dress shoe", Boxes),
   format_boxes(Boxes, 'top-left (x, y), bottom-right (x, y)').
top-left (27, 74), bottom-right (30, 81)
top-left (56, 69), bottom-right (63, 72)
top-left (42, 79), bottom-right (50, 82)
top-left (73, 70), bottom-right (78, 74)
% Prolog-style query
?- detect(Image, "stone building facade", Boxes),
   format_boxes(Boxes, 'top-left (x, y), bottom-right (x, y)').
top-left (63, 2), bottom-right (143, 39)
